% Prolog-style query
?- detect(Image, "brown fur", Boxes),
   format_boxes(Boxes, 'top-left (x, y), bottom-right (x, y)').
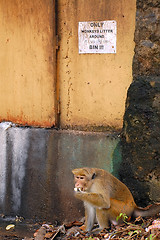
top-left (72, 167), bottom-right (160, 232)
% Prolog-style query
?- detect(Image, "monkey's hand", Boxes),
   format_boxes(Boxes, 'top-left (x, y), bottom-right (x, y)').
top-left (74, 191), bottom-right (110, 209)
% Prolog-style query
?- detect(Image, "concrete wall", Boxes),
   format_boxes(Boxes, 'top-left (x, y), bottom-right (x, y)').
top-left (57, 0), bottom-right (136, 130)
top-left (0, 0), bottom-right (159, 224)
top-left (0, 0), bottom-right (136, 130)
top-left (0, 0), bottom-right (56, 127)
top-left (3, 0), bottom-right (159, 224)
top-left (0, 125), bottom-right (121, 222)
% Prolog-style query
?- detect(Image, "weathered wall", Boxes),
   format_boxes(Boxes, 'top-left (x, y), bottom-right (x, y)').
top-left (0, 0), bottom-right (135, 223)
top-left (0, 0), bottom-right (136, 130)
top-left (0, 0), bottom-right (56, 127)
top-left (1, 0), bottom-right (159, 223)
top-left (57, 0), bottom-right (136, 131)
top-left (120, 0), bottom-right (160, 206)
top-left (0, 125), bottom-right (121, 222)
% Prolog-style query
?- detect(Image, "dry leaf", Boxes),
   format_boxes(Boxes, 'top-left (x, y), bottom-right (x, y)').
top-left (6, 224), bottom-right (15, 230)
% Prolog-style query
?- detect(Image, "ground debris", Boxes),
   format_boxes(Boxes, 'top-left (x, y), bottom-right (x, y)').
top-left (29, 215), bottom-right (160, 240)
top-left (1, 215), bottom-right (160, 239)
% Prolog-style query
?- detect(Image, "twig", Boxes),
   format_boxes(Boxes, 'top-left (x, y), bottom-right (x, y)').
top-left (50, 224), bottom-right (65, 240)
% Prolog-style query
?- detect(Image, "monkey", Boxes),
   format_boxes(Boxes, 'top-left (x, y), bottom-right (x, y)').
top-left (72, 167), bottom-right (160, 232)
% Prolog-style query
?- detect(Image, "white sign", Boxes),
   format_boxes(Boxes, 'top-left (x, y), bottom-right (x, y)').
top-left (78, 21), bottom-right (117, 54)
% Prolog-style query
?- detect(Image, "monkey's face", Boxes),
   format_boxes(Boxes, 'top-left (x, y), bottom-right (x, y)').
top-left (72, 168), bottom-right (95, 192)
top-left (74, 175), bottom-right (88, 191)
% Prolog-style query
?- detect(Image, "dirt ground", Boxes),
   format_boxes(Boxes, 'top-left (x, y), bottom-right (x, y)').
top-left (0, 221), bottom-right (38, 239)
top-left (0, 215), bottom-right (160, 240)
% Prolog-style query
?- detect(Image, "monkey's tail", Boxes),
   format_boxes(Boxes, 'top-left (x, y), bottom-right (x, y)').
top-left (133, 203), bottom-right (160, 218)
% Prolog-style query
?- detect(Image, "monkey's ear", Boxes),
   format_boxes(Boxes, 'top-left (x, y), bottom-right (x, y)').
top-left (92, 173), bottom-right (96, 179)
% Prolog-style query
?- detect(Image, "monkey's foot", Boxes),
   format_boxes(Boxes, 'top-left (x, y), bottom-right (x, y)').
top-left (79, 224), bottom-right (86, 231)
top-left (91, 227), bottom-right (110, 235)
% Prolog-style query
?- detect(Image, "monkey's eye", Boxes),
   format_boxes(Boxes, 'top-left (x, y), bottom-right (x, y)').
top-left (80, 176), bottom-right (85, 180)
top-left (75, 176), bottom-right (85, 180)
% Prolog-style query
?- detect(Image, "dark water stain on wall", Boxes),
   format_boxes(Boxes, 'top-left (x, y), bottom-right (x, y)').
top-left (0, 127), bottom-right (121, 222)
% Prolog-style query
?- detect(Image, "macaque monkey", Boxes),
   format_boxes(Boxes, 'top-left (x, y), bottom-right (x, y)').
top-left (72, 167), bottom-right (160, 232)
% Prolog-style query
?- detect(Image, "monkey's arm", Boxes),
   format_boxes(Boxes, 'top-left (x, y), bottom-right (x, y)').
top-left (75, 192), bottom-right (110, 209)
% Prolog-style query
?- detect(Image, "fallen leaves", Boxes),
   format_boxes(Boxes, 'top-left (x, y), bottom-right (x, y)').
top-left (29, 216), bottom-right (160, 240)
top-left (6, 224), bottom-right (15, 231)
top-left (2, 215), bottom-right (160, 239)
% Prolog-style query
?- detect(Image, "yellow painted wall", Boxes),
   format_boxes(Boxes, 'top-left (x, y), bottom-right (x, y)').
top-left (58, 0), bottom-right (136, 130)
top-left (0, 0), bottom-right (56, 127)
